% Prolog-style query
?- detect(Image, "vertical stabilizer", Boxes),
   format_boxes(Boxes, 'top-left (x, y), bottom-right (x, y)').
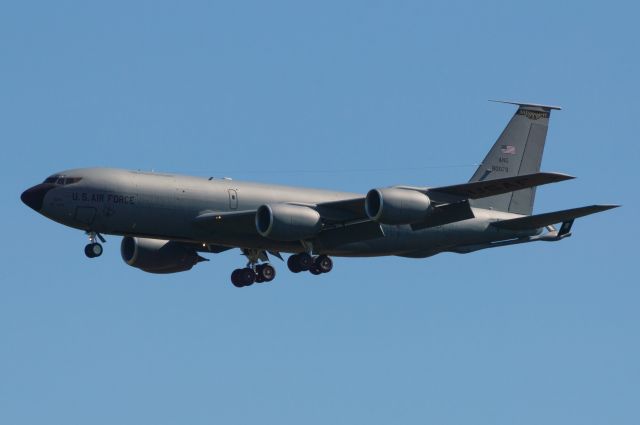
top-left (469, 101), bottom-right (561, 215)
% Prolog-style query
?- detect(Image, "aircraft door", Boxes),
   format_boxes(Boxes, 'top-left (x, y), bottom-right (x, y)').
top-left (228, 189), bottom-right (238, 210)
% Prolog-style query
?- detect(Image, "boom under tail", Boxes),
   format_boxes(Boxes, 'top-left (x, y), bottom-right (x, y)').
top-left (469, 101), bottom-right (561, 215)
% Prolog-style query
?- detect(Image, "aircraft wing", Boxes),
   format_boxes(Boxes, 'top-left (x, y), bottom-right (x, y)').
top-left (315, 220), bottom-right (385, 248)
top-left (194, 198), bottom-right (370, 229)
top-left (424, 172), bottom-right (574, 202)
top-left (285, 199), bottom-right (385, 244)
top-left (193, 210), bottom-right (257, 233)
top-left (192, 173), bottom-right (587, 242)
top-left (193, 204), bottom-right (383, 245)
top-left (491, 204), bottom-right (619, 230)
top-left (259, 172), bottom-right (574, 225)
top-left (314, 197), bottom-right (367, 222)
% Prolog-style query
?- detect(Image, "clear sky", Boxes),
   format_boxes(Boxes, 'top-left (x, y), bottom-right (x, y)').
top-left (1, 1), bottom-right (638, 424)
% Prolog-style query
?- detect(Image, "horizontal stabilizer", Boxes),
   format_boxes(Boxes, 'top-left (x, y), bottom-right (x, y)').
top-left (427, 172), bottom-right (574, 201)
top-left (491, 205), bottom-right (620, 230)
top-left (488, 99), bottom-right (562, 110)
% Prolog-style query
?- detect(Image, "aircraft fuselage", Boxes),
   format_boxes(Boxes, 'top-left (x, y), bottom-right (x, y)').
top-left (22, 167), bottom-right (533, 258)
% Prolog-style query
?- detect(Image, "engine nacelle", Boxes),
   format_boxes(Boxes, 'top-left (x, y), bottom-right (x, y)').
top-left (365, 187), bottom-right (432, 225)
top-left (120, 237), bottom-right (204, 274)
top-left (256, 203), bottom-right (322, 241)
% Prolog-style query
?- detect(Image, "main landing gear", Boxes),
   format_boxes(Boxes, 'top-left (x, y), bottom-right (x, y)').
top-left (229, 249), bottom-right (334, 288)
top-left (287, 253), bottom-right (333, 275)
top-left (231, 264), bottom-right (276, 288)
top-left (230, 249), bottom-right (276, 288)
top-left (84, 231), bottom-right (106, 258)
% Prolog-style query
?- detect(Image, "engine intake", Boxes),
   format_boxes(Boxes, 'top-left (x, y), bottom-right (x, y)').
top-left (256, 203), bottom-right (322, 241)
top-left (121, 236), bottom-right (205, 274)
top-left (365, 187), bottom-right (432, 225)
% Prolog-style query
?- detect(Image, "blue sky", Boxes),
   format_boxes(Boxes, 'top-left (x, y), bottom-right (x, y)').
top-left (1, 1), bottom-right (638, 424)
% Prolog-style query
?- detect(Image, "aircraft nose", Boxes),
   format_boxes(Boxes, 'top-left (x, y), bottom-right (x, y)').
top-left (21, 184), bottom-right (53, 211)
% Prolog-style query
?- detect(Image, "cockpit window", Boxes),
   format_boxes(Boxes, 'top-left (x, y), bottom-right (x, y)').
top-left (43, 176), bottom-right (82, 185)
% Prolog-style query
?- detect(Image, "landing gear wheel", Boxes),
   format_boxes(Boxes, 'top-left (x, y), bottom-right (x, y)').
top-left (239, 267), bottom-right (256, 286)
top-left (296, 253), bottom-right (313, 271)
top-left (287, 255), bottom-right (302, 273)
top-left (309, 265), bottom-right (322, 275)
top-left (259, 264), bottom-right (276, 282)
top-left (255, 265), bottom-right (264, 283)
top-left (315, 255), bottom-right (333, 273)
top-left (232, 264), bottom-right (276, 287)
top-left (84, 243), bottom-right (103, 258)
top-left (231, 269), bottom-right (243, 287)
top-left (255, 264), bottom-right (267, 283)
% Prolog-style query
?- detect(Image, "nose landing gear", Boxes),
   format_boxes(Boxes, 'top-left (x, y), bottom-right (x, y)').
top-left (84, 243), bottom-right (103, 258)
top-left (84, 231), bottom-right (105, 258)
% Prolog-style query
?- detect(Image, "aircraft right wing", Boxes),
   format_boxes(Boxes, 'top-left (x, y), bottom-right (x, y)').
top-left (295, 172), bottom-right (576, 233)
top-left (192, 203), bottom-right (384, 246)
top-left (314, 197), bottom-right (367, 222)
top-left (191, 172), bottom-right (592, 245)
top-left (193, 210), bottom-right (256, 232)
top-left (256, 172), bottom-right (573, 227)
top-left (395, 171), bottom-right (574, 229)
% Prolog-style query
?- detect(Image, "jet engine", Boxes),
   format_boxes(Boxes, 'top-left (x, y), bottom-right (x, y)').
top-left (256, 203), bottom-right (322, 241)
top-left (120, 236), bottom-right (205, 274)
top-left (365, 187), bottom-right (432, 225)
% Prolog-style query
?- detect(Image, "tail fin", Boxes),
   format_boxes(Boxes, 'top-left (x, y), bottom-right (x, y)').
top-left (469, 101), bottom-right (561, 215)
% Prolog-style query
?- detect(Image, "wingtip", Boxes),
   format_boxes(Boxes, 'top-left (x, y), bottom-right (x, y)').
top-left (599, 204), bottom-right (621, 210)
top-left (558, 172), bottom-right (576, 180)
top-left (541, 171), bottom-right (576, 180)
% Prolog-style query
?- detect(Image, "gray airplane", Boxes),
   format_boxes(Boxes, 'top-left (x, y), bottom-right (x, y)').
top-left (21, 101), bottom-right (617, 287)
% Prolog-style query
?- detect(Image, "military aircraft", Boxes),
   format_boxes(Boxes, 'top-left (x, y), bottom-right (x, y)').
top-left (21, 101), bottom-right (617, 287)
